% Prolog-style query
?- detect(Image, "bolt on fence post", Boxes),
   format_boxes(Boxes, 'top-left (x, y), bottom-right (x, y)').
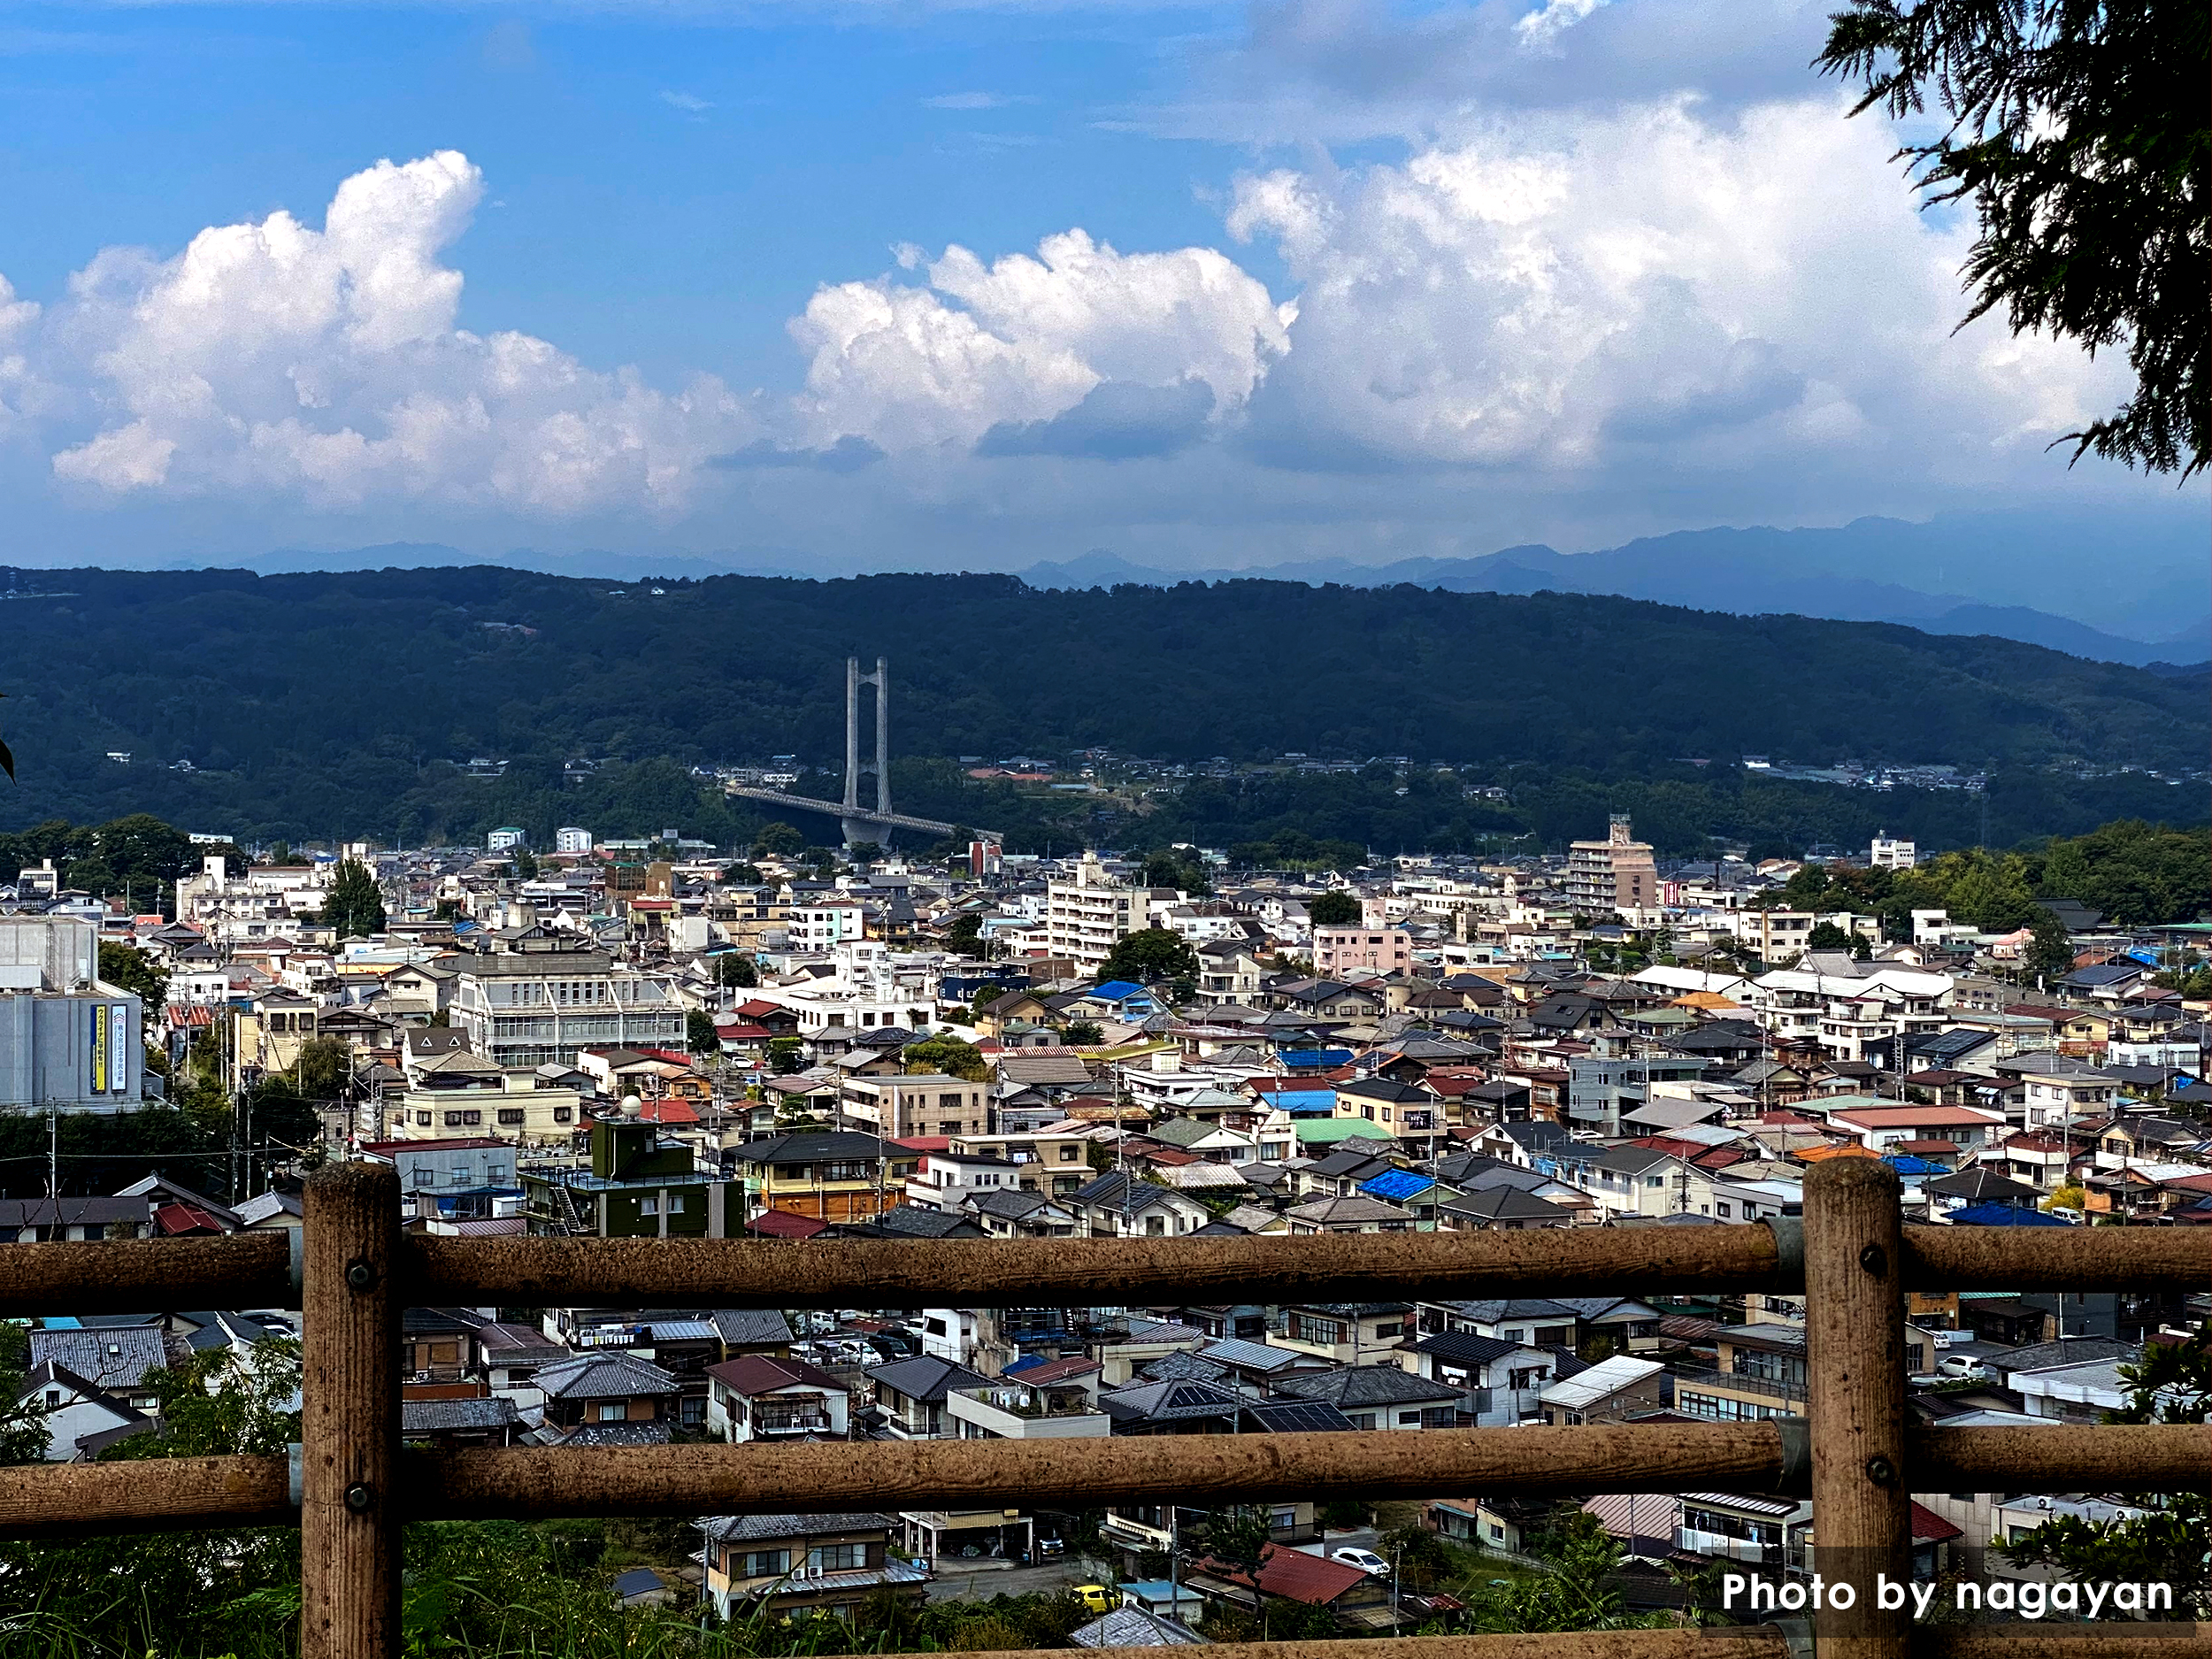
top-left (301, 1161), bottom-right (401, 1659)
top-left (1803, 1158), bottom-right (1909, 1659)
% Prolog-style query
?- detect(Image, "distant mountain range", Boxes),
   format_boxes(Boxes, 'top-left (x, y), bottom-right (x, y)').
top-left (19, 506), bottom-right (2205, 669)
top-left (1019, 514), bottom-right (2212, 669)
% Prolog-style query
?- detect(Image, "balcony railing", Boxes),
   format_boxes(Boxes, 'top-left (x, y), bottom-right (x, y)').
top-left (0, 1164), bottom-right (2200, 1659)
top-left (1671, 1362), bottom-right (1810, 1405)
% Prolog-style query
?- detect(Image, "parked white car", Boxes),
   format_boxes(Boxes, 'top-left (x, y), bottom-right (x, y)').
top-left (1333, 1548), bottom-right (1391, 1578)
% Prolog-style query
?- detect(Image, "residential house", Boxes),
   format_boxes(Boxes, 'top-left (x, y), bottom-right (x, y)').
top-left (1270, 1364), bottom-right (1460, 1431)
top-left (838, 1072), bottom-right (993, 1140)
top-left (1183, 1543), bottom-right (1392, 1632)
top-left (1072, 1171), bottom-right (1214, 1239)
top-left (1403, 1331), bottom-right (1555, 1426)
top-left (864, 1355), bottom-right (992, 1440)
top-left (1537, 1354), bottom-right (1667, 1425)
top-left (730, 1132), bottom-right (912, 1226)
top-left (1673, 1325), bottom-right (1808, 1423)
top-left (522, 1109), bottom-right (740, 1238)
top-left (700, 1513), bottom-right (928, 1621)
top-left (706, 1354), bottom-right (849, 1442)
top-left (17, 1362), bottom-right (153, 1460)
top-left (534, 1350), bottom-right (681, 1443)
top-left (401, 1396), bottom-right (523, 1448)
top-left (1274, 1303), bottom-right (1415, 1364)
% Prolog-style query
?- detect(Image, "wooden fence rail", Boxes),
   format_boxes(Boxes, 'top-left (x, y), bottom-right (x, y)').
top-left (0, 1159), bottom-right (2201, 1659)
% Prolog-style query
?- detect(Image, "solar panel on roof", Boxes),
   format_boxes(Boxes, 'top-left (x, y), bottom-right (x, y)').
top-left (1245, 1401), bottom-right (1356, 1433)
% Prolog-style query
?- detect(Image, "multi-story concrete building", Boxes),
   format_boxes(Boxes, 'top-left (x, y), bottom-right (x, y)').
top-left (1565, 816), bottom-right (1656, 918)
top-left (1312, 925), bottom-right (1412, 977)
top-left (0, 916), bottom-right (144, 1114)
top-left (838, 1072), bottom-right (992, 1140)
top-left (1047, 854), bottom-right (1137, 972)
top-left (450, 951), bottom-right (684, 1069)
top-left (1869, 835), bottom-right (1916, 870)
top-left (555, 826), bottom-right (594, 855)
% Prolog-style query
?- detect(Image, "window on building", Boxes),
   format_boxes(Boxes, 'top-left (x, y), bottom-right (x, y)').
top-left (808, 1542), bottom-right (868, 1572)
top-left (639, 1198), bottom-right (658, 1217)
top-left (596, 1402), bottom-right (627, 1422)
top-left (553, 1107), bottom-right (572, 1123)
top-left (498, 1109), bottom-right (525, 1125)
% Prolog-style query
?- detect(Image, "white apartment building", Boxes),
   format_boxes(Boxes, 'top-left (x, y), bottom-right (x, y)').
top-left (1869, 835), bottom-right (1916, 870)
top-left (757, 941), bottom-right (933, 1037)
top-left (172, 855), bottom-right (335, 943)
top-left (1047, 855), bottom-right (1137, 972)
top-left (555, 827), bottom-right (594, 855)
top-left (449, 951), bottom-right (685, 1068)
top-left (787, 901), bottom-right (866, 953)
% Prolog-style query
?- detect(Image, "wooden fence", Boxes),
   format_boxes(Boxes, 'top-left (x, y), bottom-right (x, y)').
top-left (0, 1159), bottom-right (2201, 1659)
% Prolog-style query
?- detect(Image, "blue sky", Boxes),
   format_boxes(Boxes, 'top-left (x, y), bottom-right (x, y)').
top-left (0, 1), bottom-right (2200, 571)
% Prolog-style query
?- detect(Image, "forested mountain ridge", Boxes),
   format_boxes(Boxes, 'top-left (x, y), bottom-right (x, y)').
top-left (0, 565), bottom-right (2203, 846)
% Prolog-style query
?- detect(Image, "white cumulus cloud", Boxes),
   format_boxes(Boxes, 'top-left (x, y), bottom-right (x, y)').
top-left (42, 150), bottom-right (755, 514)
top-left (788, 228), bottom-right (1294, 450)
top-left (1224, 96), bottom-right (2120, 482)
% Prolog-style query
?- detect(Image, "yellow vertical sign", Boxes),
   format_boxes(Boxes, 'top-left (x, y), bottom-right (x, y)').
top-left (92, 1004), bottom-right (109, 1093)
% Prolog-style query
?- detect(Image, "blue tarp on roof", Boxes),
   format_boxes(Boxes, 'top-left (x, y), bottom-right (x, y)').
top-left (1002, 1355), bottom-right (1046, 1374)
top-left (1279, 1048), bottom-right (1354, 1069)
top-left (1087, 980), bottom-right (1146, 1001)
top-left (1258, 1090), bottom-right (1337, 1115)
top-left (1883, 1155), bottom-right (1949, 1175)
top-left (1361, 1170), bottom-right (1435, 1202)
top-left (1949, 1202), bottom-right (2073, 1226)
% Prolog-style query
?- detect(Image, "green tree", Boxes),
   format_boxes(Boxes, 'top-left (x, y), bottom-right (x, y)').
top-left (944, 912), bottom-right (987, 957)
top-left (0, 1323), bottom-right (50, 1464)
top-left (1141, 848), bottom-right (1213, 895)
top-left (320, 856), bottom-right (386, 938)
top-left (1193, 1508), bottom-right (1279, 1639)
top-left (98, 941), bottom-right (169, 1008)
top-left (1379, 1521), bottom-right (1454, 1592)
top-left (2003, 1324), bottom-right (2208, 1617)
top-left (1469, 1509), bottom-right (1671, 1632)
top-left (753, 821), bottom-right (804, 856)
top-left (1817, 0), bottom-right (2208, 476)
top-left (1096, 927), bottom-right (1199, 985)
top-left (687, 1009), bottom-right (720, 1056)
top-left (712, 952), bottom-right (759, 989)
top-left (512, 848), bottom-right (539, 879)
top-left (1064, 1020), bottom-right (1104, 1047)
top-left (1306, 888), bottom-right (1362, 926)
top-left (767, 1035), bottom-right (806, 1075)
top-left (903, 1034), bottom-right (988, 1082)
top-left (721, 861), bottom-right (764, 885)
top-left (2024, 907), bottom-right (2077, 979)
top-left (1806, 920), bottom-right (1855, 953)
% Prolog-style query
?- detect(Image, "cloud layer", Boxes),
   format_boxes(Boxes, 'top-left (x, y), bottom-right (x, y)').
top-left (0, 79), bottom-right (2165, 565)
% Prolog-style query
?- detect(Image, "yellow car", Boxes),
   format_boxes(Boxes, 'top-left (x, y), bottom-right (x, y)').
top-left (1073, 1585), bottom-right (1114, 1616)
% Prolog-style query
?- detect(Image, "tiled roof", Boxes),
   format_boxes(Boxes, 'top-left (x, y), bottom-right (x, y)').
top-left (534, 1350), bottom-right (680, 1400)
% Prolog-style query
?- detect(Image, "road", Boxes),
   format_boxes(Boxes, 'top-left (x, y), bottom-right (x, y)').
top-left (926, 1557), bottom-right (1113, 1603)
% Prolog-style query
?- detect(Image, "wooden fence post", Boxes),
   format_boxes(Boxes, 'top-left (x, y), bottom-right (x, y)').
top-left (301, 1161), bottom-right (401, 1659)
top-left (1804, 1157), bottom-right (1909, 1659)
